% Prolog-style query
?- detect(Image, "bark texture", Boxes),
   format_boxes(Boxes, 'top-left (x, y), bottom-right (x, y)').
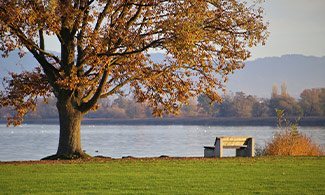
top-left (56, 96), bottom-right (83, 156)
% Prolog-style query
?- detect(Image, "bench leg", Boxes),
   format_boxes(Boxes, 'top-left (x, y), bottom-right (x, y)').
top-left (236, 138), bottom-right (255, 157)
top-left (236, 148), bottom-right (244, 157)
top-left (215, 139), bottom-right (223, 157)
top-left (247, 138), bottom-right (255, 157)
top-left (204, 148), bottom-right (215, 158)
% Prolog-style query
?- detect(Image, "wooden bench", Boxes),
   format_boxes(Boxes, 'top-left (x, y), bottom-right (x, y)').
top-left (204, 136), bottom-right (254, 158)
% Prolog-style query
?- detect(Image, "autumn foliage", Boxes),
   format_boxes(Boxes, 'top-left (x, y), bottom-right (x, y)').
top-left (0, 0), bottom-right (268, 125)
top-left (264, 109), bottom-right (323, 156)
top-left (0, 67), bottom-right (51, 126)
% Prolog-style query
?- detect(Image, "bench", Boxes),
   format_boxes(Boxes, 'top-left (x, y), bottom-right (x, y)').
top-left (204, 136), bottom-right (254, 158)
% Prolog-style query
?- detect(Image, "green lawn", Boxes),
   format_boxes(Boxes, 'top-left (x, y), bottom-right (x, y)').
top-left (0, 157), bottom-right (324, 195)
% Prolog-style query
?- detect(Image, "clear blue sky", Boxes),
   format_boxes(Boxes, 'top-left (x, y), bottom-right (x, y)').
top-left (44, 0), bottom-right (325, 60)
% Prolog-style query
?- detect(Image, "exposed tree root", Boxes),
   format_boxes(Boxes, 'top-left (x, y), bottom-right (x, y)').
top-left (41, 152), bottom-right (92, 160)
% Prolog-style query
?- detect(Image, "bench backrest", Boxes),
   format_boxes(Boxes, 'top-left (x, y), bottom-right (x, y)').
top-left (214, 136), bottom-right (251, 146)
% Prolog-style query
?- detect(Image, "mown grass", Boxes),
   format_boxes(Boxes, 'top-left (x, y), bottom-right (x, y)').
top-left (0, 157), bottom-right (324, 195)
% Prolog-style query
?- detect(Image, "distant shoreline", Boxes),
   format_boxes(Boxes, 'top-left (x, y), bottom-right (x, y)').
top-left (1, 117), bottom-right (325, 126)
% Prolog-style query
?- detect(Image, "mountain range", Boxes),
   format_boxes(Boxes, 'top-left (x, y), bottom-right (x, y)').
top-left (1, 51), bottom-right (324, 99)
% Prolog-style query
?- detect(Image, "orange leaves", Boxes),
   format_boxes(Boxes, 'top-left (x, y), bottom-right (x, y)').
top-left (0, 67), bottom-right (52, 126)
top-left (56, 69), bottom-right (81, 91)
top-left (264, 110), bottom-right (323, 156)
top-left (265, 132), bottom-right (324, 156)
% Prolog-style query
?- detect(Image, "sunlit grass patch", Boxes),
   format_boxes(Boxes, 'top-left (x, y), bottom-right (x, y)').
top-left (1, 156), bottom-right (324, 194)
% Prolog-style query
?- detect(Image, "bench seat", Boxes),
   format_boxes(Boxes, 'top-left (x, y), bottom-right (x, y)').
top-left (204, 145), bottom-right (248, 149)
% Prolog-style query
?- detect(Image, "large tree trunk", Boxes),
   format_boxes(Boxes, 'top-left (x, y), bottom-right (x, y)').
top-left (55, 97), bottom-right (85, 157)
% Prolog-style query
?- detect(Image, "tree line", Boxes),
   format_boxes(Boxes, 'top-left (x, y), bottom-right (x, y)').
top-left (1, 84), bottom-right (324, 121)
top-left (198, 83), bottom-right (325, 118)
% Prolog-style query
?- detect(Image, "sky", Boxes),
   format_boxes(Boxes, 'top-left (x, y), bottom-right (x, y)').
top-left (249, 0), bottom-right (325, 59)
top-left (44, 0), bottom-right (325, 60)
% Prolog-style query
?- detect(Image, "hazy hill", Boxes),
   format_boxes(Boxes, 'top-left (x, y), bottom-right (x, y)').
top-left (1, 51), bottom-right (324, 98)
top-left (227, 55), bottom-right (325, 98)
top-left (149, 53), bottom-right (325, 98)
top-left (0, 50), bottom-right (40, 77)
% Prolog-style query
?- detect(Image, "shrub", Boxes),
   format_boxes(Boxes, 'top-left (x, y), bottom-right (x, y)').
top-left (255, 144), bottom-right (267, 156)
top-left (263, 109), bottom-right (323, 156)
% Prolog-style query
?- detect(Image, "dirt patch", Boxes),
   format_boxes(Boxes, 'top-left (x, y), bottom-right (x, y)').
top-left (0, 156), bottom-right (223, 165)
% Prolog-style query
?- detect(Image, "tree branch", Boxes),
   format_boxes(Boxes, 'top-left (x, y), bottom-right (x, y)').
top-left (99, 76), bottom-right (136, 99)
top-left (6, 24), bottom-right (61, 91)
top-left (76, 2), bottom-right (91, 68)
top-left (81, 86), bottom-right (96, 103)
top-left (94, 0), bottom-right (112, 31)
top-left (97, 38), bottom-right (164, 57)
top-left (39, 29), bottom-right (45, 54)
top-left (79, 69), bottom-right (109, 112)
top-left (125, 3), bottom-right (143, 29)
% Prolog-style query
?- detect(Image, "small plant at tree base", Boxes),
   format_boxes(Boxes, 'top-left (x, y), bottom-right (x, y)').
top-left (263, 109), bottom-right (323, 156)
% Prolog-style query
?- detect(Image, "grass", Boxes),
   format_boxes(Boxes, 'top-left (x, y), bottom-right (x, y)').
top-left (0, 157), bottom-right (324, 195)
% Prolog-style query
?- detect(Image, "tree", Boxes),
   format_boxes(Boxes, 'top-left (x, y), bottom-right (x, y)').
top-left (0, 0), bottom-right (268, 159)
top-left (252, 98), bottom-right (269, 117)
top-left (232, 92), bottom-right (256, 118)
top-left (197, 94), bottom-right (217, 116)
top-left (269, 83), bottom-right (302, 116)
top-left (269, 95), bottom-right (302, 116)
top-left (320, 89), bottom-right (325, 115)
top-left (215, 93), bottom-right (235, 117)
top-left (280, 82), bottom-right (288, 97)
top-left (299, 88), bottom-right (324, 116)
top-left (179, 99), bottom-right (199, 117)
top-left (271, 84), bottom-right (278, 99)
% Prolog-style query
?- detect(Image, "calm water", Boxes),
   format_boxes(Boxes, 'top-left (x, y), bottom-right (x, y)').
top-left (0, 124), bottom-right (324, 161)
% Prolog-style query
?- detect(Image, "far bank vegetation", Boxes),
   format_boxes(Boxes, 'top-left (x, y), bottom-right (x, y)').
top-left (1, 85), bottom-right (325, 121)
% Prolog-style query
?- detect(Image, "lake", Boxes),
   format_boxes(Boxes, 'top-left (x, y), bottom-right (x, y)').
top-left (0, 124), bottom-right (324, 161)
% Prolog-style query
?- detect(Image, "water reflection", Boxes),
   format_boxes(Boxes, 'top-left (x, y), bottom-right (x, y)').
top-left (0, 124), bottom-right (324, 161)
